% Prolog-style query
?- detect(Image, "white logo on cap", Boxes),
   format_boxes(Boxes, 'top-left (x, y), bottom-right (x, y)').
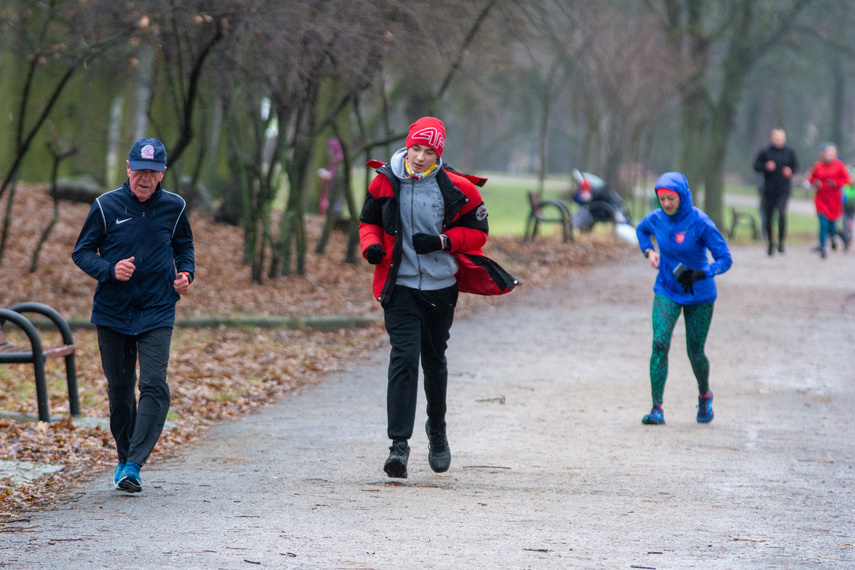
top-left (411, 128), bottom-right (445, 152)
top-left (141, 144), bottom-right (155, 160)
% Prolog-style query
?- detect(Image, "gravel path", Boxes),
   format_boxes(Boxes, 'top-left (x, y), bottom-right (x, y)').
top-left (2, 243), bottom-right (853, 569)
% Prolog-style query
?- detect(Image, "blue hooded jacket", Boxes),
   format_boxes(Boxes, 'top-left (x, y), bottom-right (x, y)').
top-left (636, 172), bottom-right (732, 304)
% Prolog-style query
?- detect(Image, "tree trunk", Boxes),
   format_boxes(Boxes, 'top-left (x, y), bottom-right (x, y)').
top-left (31, 142), bottom-right (77, 272)
top-left (105, 96), bottom-right (123, 189)
top-left (337, 133), bottom-right (360, 264)
top-left (537, 61), bottom-right (559, 194)
top-left (830, 49), bottom-right (846, 151)
top-left (277, 138), bottom-right (312, 278)
top-left (677, 85), bottom-right (710, 187)
top-left (132, 43), bottom-right (154, 140)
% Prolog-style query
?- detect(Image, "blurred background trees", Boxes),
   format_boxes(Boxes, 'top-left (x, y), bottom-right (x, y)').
top-left (1, 0), bottom-right (853, 278)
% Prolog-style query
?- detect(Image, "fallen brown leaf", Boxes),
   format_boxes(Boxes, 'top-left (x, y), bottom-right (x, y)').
top-left (0, 182), bottom-right (632, 518)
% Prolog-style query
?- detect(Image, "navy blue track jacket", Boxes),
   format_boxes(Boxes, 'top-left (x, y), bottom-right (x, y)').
top-left (72, 181), bottom-right (195, 335)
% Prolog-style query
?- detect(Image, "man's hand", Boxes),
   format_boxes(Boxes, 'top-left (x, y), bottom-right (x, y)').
top-left (174, 271), bottom-right (191, 295)
top-left (114, 257), bottom-right (135, 281)
top-left (765, 160), bottom-right (776, 172)
top-left (412, 233), bottom-right (443, 254)
top-left (365, 243), bottom-right (386, 265)
top-left (782, 166), bottom-right (793, 178)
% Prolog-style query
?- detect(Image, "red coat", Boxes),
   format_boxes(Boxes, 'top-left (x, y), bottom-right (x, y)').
top-left (359, 161), bottom-right (518, 305)
top-left (808, 159), bottom-right (851, 220)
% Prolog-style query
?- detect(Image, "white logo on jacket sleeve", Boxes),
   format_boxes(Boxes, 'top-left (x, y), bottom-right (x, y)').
top-left (476, 205), bottom-right (487, 221)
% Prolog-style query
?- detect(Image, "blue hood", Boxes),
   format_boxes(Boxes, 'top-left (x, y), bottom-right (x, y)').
top-left (654, 172), bottom-right (693, 223)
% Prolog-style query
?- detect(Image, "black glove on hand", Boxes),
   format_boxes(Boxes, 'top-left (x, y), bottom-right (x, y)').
top-left (676, 269), bottom-right (706, 295)
top-left (365, 243), bottom-right (386, 265)
top-left (412, 233), bottom-right (443, 254)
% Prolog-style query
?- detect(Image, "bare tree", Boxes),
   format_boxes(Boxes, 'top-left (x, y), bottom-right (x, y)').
top-left (652, 0), bottom-right (811, 225)
top-left (504, 1), bottom-right (677, 197)
top-left (0, 0), bottom-right (138, 265)
top-left (29, 127), bottom-right (77, 273)
top-left (143, 1), bottom-right (230, 190)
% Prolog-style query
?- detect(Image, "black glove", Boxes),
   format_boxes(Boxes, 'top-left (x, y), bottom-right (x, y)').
top-left (365, 243), bottom-right (386, 265)
top-left (412, 233), bottom-right (443, 254)
top-left (676, 269), bottom-right (706, 295)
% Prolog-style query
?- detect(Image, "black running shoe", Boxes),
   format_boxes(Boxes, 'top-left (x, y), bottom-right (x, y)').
top-left (425, 419), bottom-right (451, 473)
top-left (383, 440), bottom-right (409, 479)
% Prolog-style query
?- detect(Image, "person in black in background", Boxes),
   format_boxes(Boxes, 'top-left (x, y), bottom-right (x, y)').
top-left (753, 129), bottom-right (799, 255)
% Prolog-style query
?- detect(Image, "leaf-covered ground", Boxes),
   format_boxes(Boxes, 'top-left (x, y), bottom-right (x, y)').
top-left (0, 182), bottom-right (632, 516)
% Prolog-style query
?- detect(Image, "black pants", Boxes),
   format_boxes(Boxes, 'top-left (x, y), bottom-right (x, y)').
top-left (97, 325), bottom-right (173, 466)
top-left (383, 285), bottom-right (458, 441)
top-left (762, 191), bottom-right (790, 246)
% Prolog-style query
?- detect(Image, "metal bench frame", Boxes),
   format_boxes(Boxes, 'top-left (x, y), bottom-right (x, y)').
top-left (728, 206), bottom-right (760, 240)
top-left (0, 302), bottom-right (79, 422)
top-left (524, 191), bottom-right (574, 243)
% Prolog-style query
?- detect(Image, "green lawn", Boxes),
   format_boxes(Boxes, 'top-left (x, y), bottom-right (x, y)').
top-left (477, 172), bottom-right (574, 236)
top-left (294, 169), bottom-right (822, 242)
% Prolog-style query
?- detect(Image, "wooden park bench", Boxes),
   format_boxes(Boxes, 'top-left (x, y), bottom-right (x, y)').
top-left (524, 191), bottom-right (574, 243)
top-left (728, 206), bottom-right (760, 241)
top-left (0, 303), bottom-right (79, 422)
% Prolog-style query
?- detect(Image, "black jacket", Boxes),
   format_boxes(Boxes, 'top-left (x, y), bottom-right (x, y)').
top-left (753, 145), bottom-right (799, 196)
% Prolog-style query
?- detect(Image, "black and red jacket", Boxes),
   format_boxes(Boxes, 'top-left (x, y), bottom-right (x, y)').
top-left (359, 161), bottom-right (518, 306)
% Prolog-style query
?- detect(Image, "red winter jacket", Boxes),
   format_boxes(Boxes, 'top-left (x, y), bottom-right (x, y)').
top-left (359, 161), bottom-right (518, 305)
top-left (808, 159), bottom-right (851, 220)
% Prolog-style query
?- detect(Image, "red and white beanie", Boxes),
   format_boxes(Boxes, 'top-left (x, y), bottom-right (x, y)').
top-left (406, 117), bottom-right (446, 157)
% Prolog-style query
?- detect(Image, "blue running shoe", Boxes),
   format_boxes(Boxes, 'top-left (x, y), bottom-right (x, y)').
top-left (642, 404), bottom-right (665, 425)
top-left (697, 392), bottom-right (714, 423)
top-left (114, 462), bottom-right (126, 487)
top-left (117, 462), bottom-right (142, 493)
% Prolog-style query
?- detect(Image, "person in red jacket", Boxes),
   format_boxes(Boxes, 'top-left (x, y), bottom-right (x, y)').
top-left (359, 117), bottom-right (516, 479)
top-left (807, 143), bottom-right (851, 258)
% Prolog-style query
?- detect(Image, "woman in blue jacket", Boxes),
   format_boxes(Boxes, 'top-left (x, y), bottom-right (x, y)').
top-left (635, 172), bottom-right (732, 425)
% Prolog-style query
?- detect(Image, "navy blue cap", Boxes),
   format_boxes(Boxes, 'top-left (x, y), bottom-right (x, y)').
top-left (128, 138), bottom-right (167, 172)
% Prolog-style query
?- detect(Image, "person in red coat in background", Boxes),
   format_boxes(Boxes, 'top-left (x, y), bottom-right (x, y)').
top-left (807, 143), bottom-right (851, 258)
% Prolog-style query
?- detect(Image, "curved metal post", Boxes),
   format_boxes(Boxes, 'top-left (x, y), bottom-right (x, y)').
top-left (8, 302), bottom-right (79, 417)
top-left (0, 309), bottom-right (50, 422)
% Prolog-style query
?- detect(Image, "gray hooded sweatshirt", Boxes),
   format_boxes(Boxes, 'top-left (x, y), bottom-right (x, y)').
top-left (390, 147), bottom-right (458, 291)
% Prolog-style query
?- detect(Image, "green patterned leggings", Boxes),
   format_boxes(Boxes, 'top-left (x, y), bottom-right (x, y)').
top-left (649, 294), bottom-right (714, 404)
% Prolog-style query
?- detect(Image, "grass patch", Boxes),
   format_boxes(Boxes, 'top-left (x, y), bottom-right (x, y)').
top-left (722, 202), bottom-right (818, 246)
top-left (273, 168), bottom-right (822, 242)
top-left (212, 390), bottom-right (239, 402)
top-left (476, 172), bottom-right (573, 237)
